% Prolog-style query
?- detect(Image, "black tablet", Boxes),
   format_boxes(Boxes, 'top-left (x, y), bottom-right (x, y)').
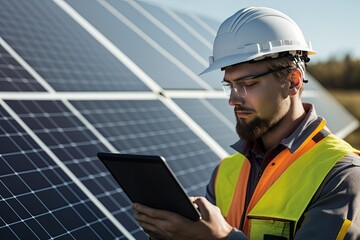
top-left (97, 152), bottom-right (202, 221)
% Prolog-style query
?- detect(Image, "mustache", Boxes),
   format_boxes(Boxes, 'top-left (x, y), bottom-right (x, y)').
top-left (234, 106), bottom-right (254, 112)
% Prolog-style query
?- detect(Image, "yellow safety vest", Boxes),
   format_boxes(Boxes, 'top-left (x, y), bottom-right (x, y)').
top-left (215, 125), bottom-right (359, 239)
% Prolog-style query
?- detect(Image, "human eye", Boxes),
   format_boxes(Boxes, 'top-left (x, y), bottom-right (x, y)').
top-left (221, 80), bottom-right (232, 87)
top-left (241, 79), bottom-right (258, 87)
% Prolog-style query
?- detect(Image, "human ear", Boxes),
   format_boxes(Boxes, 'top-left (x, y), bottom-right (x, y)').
top-left (288, 68), bottom-right (303, 95)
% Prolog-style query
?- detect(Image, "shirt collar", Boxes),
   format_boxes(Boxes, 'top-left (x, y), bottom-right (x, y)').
top-left (231, 103), bottom-right (324, 155)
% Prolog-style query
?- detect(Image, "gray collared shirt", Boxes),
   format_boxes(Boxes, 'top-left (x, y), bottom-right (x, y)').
top-left (206, 103), bottom-right (360, 239)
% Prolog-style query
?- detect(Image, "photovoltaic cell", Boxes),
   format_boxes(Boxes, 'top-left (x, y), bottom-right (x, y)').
top-left (0, 106), bottom-right (125, 239)
top-left (107, 0), bottom-right (206, 79)
top-left (5, 100), bottom-right (147, 239)
top-left (0, 45), bottom-right (45, 92)
top-left (1, 0), bottom-right (359, 239)
top-left (66, 0), bottom-right (207, 90)
top-left (70, 100), bottom-right (220, 196)
top-left (137, 1), bottom-right (212, 60)
top-left (175, 11), bottom-right (217, 47)
top-left (206, 98), bottom-right (236, 124)
top-left (174, 98), bottom-right (237, 154)
top-left (135, 0), bottom-right (224, 89)
top-left (0, 0), bottom-right (149, 92)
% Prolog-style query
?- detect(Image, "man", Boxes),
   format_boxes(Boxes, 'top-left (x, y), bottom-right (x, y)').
top-left (133, 7), bottom-right (360, 239)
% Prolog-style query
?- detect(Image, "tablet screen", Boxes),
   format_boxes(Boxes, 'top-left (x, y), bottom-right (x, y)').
top-left (97, 152), bottom-right (201, 221)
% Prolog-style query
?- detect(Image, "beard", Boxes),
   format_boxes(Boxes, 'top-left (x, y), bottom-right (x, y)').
top-left (234, 104), bottom-right (285, 142)
top-left (236, 116), bottom-right (271, 142)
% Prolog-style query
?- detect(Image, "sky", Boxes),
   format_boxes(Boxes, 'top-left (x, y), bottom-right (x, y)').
top-left (142, 0), bottom-right (360, 63)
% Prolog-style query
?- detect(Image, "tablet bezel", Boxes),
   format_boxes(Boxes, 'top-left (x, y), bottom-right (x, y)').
top-left (97, 152), bottom-right (201, 221)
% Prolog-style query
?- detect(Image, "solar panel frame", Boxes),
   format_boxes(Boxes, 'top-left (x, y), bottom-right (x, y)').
top-left (0, 105), bottom-right (127, 239)
top-left (0, 44), bottom-right (46, 92)
top-left (4, 99), bottom-right (146, 239)
top-left (70, 99), bottom-right (221, 196)
top-left (0, 0), bottom-right (149, 92)
top-left (65, 0), bottom-right (211, 90)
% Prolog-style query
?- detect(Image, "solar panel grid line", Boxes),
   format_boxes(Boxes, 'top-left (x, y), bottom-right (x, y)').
top-left (161, 7), bottom-right (213, 50)
top-left (0, 92), bottom-right (159, 100)
top-left (198, 98), bottom-right (234, 130)
top-left (187, 13), bottom-right (217, 37)
top-left (173, 98), bottom-right (237, 154)
top-left (6, 99), bottom-right (149, 238)
top-left (1, 33), bottom-right (121, 156)
top-left (0, 37), bottom-right (54, 93)
top-left (1, 175), bottom-right (110, 240)
top-left (164, 148), bottom-right (215, 162)
top-left (0, 99), bottom-right (136, 240)
top-left (70, 99), bottom-right (220, 196)
top-left (127, 0), bottom-right (208, 66)
top-left (184, 179), bottom-right (210, 194)
top-left (158, 96), bottom-right (229, 159)
top-left (53, 92), bottom-right (158, 100)
top-left (1, 1), bottom-right (354, 238)
top-left (52, 0), bottom-right (162, 94)
top-left (61, 99), bottom-right (118, 153)
top-left (0, 46), bottom-right (44, 92)
top-left (0, 107), bottom-right (128, 239)
top-left (164, 90), bottom-right (225, 98)
top-left (98, 0), bottom-right (213, 91)
top-left (1, 0), bottom-right (149, 92)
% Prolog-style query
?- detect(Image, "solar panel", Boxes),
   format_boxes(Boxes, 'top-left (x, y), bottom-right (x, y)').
top-left (0, 0), bottom-right (149, 92)
top-left (65, 0), bottom-right (216, 90)
top-left (0, 0), bottom-right (358, 239)
top-left (70, 99), bottom-right (221, 195)
top-left (174, 98), bottom-right (237, 154)
top-left (4, 99), bottom-right (147, 239)
top-left (0, 105), bottom-right (127, 239)
top-left (0, 44), bottom-right (45, 92)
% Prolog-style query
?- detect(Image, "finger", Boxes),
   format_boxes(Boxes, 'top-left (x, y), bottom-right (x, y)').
top-left (194, 197), bottom-right (211, 219)
top-left (146, 231), bottom-right (166, 240)
top-left (137, 219), bottom-right (156, 231)
top-left (133, 203), bottom-right (177, 220)
top-left (189, 196), bottom-right (202, 209)
top-left (134, 212), bottom-right (153, 224)
top-left (136, 216), bottom-right (169, 239)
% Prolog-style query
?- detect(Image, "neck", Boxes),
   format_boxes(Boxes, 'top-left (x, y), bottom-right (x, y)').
top-left (261, 101), bottom-right (306, 152)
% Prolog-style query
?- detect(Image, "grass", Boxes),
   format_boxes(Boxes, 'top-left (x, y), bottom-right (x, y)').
top-left (329, 90), bottom-right (360, 149)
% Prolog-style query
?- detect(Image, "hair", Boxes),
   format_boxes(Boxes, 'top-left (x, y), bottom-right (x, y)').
top-left (265, 51), bottom-right (310, 95)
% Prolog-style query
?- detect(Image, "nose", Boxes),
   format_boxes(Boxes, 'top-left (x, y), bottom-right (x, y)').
top-left (228, 88), bottom-right (245, 106)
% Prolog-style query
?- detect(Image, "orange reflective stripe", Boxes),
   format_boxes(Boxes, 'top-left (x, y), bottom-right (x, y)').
top-left (215, 153), bottom-right (246, 217)
top-left (242, 120), bottom-right (326, 235)
top-left (224, 160), bottom-right (250, 228)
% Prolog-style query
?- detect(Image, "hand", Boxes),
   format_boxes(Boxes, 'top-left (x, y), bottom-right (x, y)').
top-left (132, 196), bottom-right (233, 240)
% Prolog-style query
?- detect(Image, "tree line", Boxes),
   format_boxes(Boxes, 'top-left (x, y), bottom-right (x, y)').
top-left (307, 54), bottom-right (360, 90)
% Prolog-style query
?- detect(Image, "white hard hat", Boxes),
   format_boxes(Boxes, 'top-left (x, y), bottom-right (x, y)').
top-left (200, 7), bottom-right (316, 75)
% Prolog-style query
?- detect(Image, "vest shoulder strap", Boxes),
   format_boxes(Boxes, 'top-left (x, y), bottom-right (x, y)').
top-left (215, 153), bottom-right (247, 217)
top-left (249, 134), bottom-right (359, 221)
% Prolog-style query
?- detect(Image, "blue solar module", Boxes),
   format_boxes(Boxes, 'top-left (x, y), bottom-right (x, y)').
top-left (174, 98), bottom-right (237, 154)
top-left (0, 0), bottom-right (358, 239)
top-left (206, 98), bottom-right (236, 124)
top-left (70, 100), bottom-right (221, 196)
top-left (0, 45), bottom-right (46, 92)
top-left (110, 1), bottom-right (206, 74)
top-left (0, 0), bottom-right (149, 92)
top-left (65, 0), bottom-right (210, 90)
top-left (0, 105), bottom-right (126, 239)
top-left (5, 100), bottom-right (147, 239)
